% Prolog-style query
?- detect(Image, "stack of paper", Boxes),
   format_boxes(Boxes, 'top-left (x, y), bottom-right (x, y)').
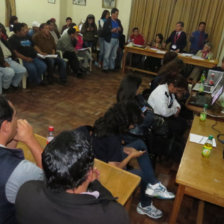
top-left (189, 133), bottom-right (216, 147)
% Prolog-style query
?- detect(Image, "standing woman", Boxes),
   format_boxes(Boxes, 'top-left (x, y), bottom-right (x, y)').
top-left (98, 10), bottom-right (110, 67)
top-left (81, 14), bottom-right (98, 51)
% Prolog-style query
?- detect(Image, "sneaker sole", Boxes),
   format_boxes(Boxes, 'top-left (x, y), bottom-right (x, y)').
top-left (145, 190), bottom-right (175, 200)
top-left (136, 207), bottom-right (163, 219)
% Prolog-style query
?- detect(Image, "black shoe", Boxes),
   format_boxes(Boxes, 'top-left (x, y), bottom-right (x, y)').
top-left (58, 79), bottom-right (67, 85)
top-left (77, 72), bottom-right (84, 79)
top-left (40, 80), bottom-right (48, 86)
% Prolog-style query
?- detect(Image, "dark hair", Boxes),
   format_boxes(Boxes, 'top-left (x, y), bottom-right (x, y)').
top-left (66, 17), bottom-right (72, 21)
top-left (101, 10), bottom-right (110, 19)
top-left (68, 27), bottom-right (76, 35)
top-left (93, 102), bottom-right (143, 137)
top-left (0, 96), bottom-right (13, 128)
top-left (176, 21), bottom-right (184, 27)
top-left (42, 129), bottom-right (94, 192)
top-left (132, 27), bottom-right (138, 32)
top-left (13, 23), bottom-right (25, 33)
top-left (68, 22), bottom-right (76, 28)
top-left (46, 20), bottom-right (53, 25)
top-left (83, 15), bottom-right (96, 29)
top-left (39, 23), bottom-right (47, 30)
top-left (158, 58), bottom-right (185, 77)
top-left (9, 16), bottom-right (18, 25)
top-left (21, 23), bottom-right (27, 27)
top-left (164, 73), bottom-right (188, 90)
top-left (0, 23), bottom-right (8, 38)
top-left (111, 8), bottom-right (119, 14)
top-left (199, 22), bottom-right (206, 26)
top-left (163, 51), bottom-right (178, 65)
top-left (117, 74), bottom-right (142, 103)
top-left (156, 33), bottom-right (163, 43)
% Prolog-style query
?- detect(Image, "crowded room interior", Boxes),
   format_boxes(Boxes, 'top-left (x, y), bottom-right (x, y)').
top-left (1, 0), bottom-right (224, 223)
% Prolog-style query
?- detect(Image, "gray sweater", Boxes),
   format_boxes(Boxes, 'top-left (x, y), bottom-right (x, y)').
top-left (56, 33), bottom-right (74, 52)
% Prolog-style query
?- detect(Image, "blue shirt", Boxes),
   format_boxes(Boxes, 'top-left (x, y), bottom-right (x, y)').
top-left (111, 19), bottom-right (119, 39)
top-left (190, 30), bottom-right (208, 54)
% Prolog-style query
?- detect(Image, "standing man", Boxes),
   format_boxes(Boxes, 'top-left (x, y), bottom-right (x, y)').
top-left (165, 21), bottom-right (186, 53)
top-left (102, 8), bottom-right (123, 72)
top-left (0, 96), bottom-right (43, 224)
top-left (33, 23), bottom-right (67, 84)
top-left (190, 22), bottom-right (208, 54)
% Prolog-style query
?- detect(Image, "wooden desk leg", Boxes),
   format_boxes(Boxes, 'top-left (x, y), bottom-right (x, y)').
top-left (196, 200), bottom-right (204, 224)
top-left (168, 185), bottom-right (185, 224)
top-left (122, 49), bottom-right (127, 73)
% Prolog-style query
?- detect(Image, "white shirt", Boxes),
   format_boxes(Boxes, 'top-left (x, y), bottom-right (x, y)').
top-left (148, 83), bottom-right (181, 117)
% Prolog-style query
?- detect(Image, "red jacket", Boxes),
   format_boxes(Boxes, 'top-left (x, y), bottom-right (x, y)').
top-left (130, 34), bottom-right (144, 45)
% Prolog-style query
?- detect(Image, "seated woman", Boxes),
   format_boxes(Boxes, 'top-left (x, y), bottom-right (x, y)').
top-left (188, 42), bottom-right (214, 83)
top-left (81, 14), bottom-right (98, 51)
top-left (148, 74), bottom-right (188, 139)
top-left (128, 27), bottom-right (145, 67)
top-left (74, 26), bottom-right (92, 70)
top-left (144, 33), bottom-right (164, 72)
top-left (92, 102), bottom-right (175, 220)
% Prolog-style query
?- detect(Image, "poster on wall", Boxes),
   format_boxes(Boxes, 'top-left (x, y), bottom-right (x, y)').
top-left (48, 0), bottom-right (56, 3)
top-left (102, 0), bottom-right (116, 9)
top-left (73, 0), bottom-right (86, 6)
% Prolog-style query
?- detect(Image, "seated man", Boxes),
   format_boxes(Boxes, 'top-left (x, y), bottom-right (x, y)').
top-left (15, 128), bottom-right (130, 224)
top-left (165, 21), bottom-right (186, 53)
top-left (8, 23), bottom-right (47, 85)
top-left (33, 23), bottom-right (67, 84)
top-left (61, 17), bottom-right (72, 34)
top-left (47, 20), bottom-right (59, 44)
top-left (0, 96), bottom-right (43, 224)
top-left (0, 27), bottom-right (26, 91)
top-left (57, 27), bottom-right (83, 78)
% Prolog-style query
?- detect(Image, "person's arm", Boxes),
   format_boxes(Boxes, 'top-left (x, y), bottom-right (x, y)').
top-left (13, 119), bottom-right (43, 168)
top-left (190, 31), bottom-right (195, 43)
top-left (166, 31), bottom-right (173, 44)
top-left (109, 147), bottom-right (145, 169)
top-left (180, 32), bottom-right (187, 51)
top-left (13, 50), bottom-right (33, 62)
top-left (33, 45), bottom-right (46, 55)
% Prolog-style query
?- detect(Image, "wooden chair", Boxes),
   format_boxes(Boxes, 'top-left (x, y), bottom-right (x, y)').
top-left (18, 135), bottom-right (141, 208)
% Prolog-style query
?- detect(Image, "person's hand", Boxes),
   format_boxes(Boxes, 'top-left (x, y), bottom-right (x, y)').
top-left (175, 107), bottom-right (181, 117)
top-left (117, 27), bottom-right (121, 32)
top-left (175, 49), bottom-right (180, 53)
top-left (91, 167), bottom-right (100, 182)
top-left (24, 57), bottom-right (33, 62)
top-left (162, 42), bottom-right (166, 49)
top-left (123, 147), bottom-right (146, 158)
top-left (111, 28), bottom-right (118, 33)
top-left (14, 119), bottom-right (35, 145)
top-left (4, 62), bottom-right (10, 67)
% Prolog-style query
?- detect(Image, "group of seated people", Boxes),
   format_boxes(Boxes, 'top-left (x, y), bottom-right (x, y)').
top-left (1, 48), bottom-right (198, 222)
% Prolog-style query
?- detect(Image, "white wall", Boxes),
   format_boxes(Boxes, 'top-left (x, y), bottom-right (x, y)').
top-left (66, 0), bottom-right (133, 38)
top-left (0, 0), bottom-right (6, 25)
top-left (16, 0), bottom-right (61, 28)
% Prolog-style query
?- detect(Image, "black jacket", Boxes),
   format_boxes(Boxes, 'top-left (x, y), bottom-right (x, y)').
top-left (102, 17), bottom-right (123, 43)
top-left (166, 31), bottom-right (186, 52)
top-left (16, 180), bottom-right (130, 224)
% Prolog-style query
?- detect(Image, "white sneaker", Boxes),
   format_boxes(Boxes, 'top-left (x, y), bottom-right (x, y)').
top-left (145, 182), bottom-right (175, 199)
top-left (136, 202), bottom-right (163, 219)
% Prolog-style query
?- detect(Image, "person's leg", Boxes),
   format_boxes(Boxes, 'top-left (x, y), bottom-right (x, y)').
top-left (188, 66), bottom-right (203, 83)
top-left (103, 40), bottom-right (113, 71)
top-left (54, 57), bottom-right (67, 81)
top-left (125, 139), bottom-right (158, 185)
top-left (0, 67), bottom-right (15, 89)
top-left (0, 71), bottom-right (3, 94)
top-left (23, 61), bottom-right (40, 84)
top-left (63, 51), bottom-right (80, 74)
top-left (43, 57), bottom-right (54, 80)
top-left (99, 37), bottom-right (105, 63)
top-left (5, 58), bottom-right (26, 87)
top-left (109, 38), bottom-right (119, 70)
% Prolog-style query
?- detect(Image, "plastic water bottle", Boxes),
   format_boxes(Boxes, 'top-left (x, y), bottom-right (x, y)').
top-left (202, 135), bottom-right (213, 157)
top-left (47, 126), bottom-right (54, 144)
top-left (200, 104), bottom-right (208, 121)
top-left (199, 72), bottom-right (206, 92)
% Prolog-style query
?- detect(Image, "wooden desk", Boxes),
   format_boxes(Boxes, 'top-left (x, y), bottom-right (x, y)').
top-left (169, 116), bottom-right (224, 224)
top-left (122, 46), bottom-right (218, 75)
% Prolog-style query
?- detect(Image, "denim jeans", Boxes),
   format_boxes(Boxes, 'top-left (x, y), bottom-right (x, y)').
top-left (5, 58), bottom-right (26, 87)
top-left (124, 138), bottom-right (158, 206)
top-left (0, 67), bottom-right (14, 93)
top-left (103, 38), bottom-right (119, 70)
top-left (23, 57), bottom-right (47, 84)
top-left (44, 57), bottom-right (66, 81)
top-left (98, 37), bottom-right (105, 63)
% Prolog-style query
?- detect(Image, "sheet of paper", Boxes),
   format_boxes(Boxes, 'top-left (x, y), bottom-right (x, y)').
top-left (189, 133), bottom-right (216, 147)
top-left (192, 56), bottom-right (205, 60)
top-left (156, 50), bottom-right (166, 54)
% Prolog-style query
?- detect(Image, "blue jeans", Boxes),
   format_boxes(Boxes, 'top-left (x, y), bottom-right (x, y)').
top-left (124, 139), bottom-right (158, 206)
top-left (23, 57), bottom-right (47, 84)
top-left (5, 58), bottom-right (26, 87)
top-left (0, 67), bottom-right (14, 93)
top-left (103, 38), bottom-right (119, 70)
top-left (99, 37), bottom-right (105, 63)
top-left (44, 57), bottom-right (66, 81)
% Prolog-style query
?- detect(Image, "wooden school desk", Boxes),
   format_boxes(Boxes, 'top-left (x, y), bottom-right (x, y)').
top-left (169, 116), bottom-right (224, 224)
